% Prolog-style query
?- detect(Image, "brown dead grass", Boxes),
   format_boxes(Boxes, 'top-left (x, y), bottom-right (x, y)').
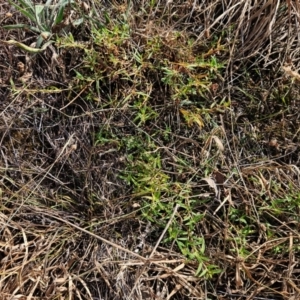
top-left (0, 0), bottom-right (300, 299)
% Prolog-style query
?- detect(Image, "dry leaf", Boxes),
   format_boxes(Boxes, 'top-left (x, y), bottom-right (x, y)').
top-left (282, 65), bottom-right (300, 81)
top-left (180, 109), bottom-right (204, 128)
top-left (212, 135), bottom-right (224, 151)
top-left (81, 2), bottom-right (90, 12)
top-left (18, 72), bottom-right (32, 83)
top-left (173, 263), bottom-right (185, 272)
top-left (201, 177), bottom-right (218, 197)
top-left (17, 61), bottom-right (25, 74)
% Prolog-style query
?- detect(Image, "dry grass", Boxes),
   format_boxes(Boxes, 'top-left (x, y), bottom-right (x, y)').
top-left (0, 0), bottom-right (300, 299)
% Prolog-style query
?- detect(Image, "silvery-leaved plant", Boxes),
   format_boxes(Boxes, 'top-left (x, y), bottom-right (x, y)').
top-left (3, 0), bottom-right (83, 52)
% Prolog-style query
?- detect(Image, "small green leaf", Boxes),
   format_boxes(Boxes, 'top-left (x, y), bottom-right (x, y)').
top-left (54, 6), bottom-right (65, 25)
top-left (34, 4), bottom-right (45, 16)
top-left (195, 262), bottom-right (203, 276)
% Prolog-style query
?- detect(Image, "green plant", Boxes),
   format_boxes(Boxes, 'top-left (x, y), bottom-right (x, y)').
top-left (119, 134), bottom-right (221, 278)
top-left (3, 0), bottom-right (83, 50)
top-left (166, 208), bottom-right (221, 278)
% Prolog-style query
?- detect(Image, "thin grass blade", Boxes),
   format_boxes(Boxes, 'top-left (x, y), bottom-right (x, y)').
top-left (8, 0), bottom-right (36, 23)
top-left (3, 24), bottom-right (41, 33)
top-left (55, 6), bottom-right (65, 25)
top-left (55, 0), bottom-right (75, 25)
